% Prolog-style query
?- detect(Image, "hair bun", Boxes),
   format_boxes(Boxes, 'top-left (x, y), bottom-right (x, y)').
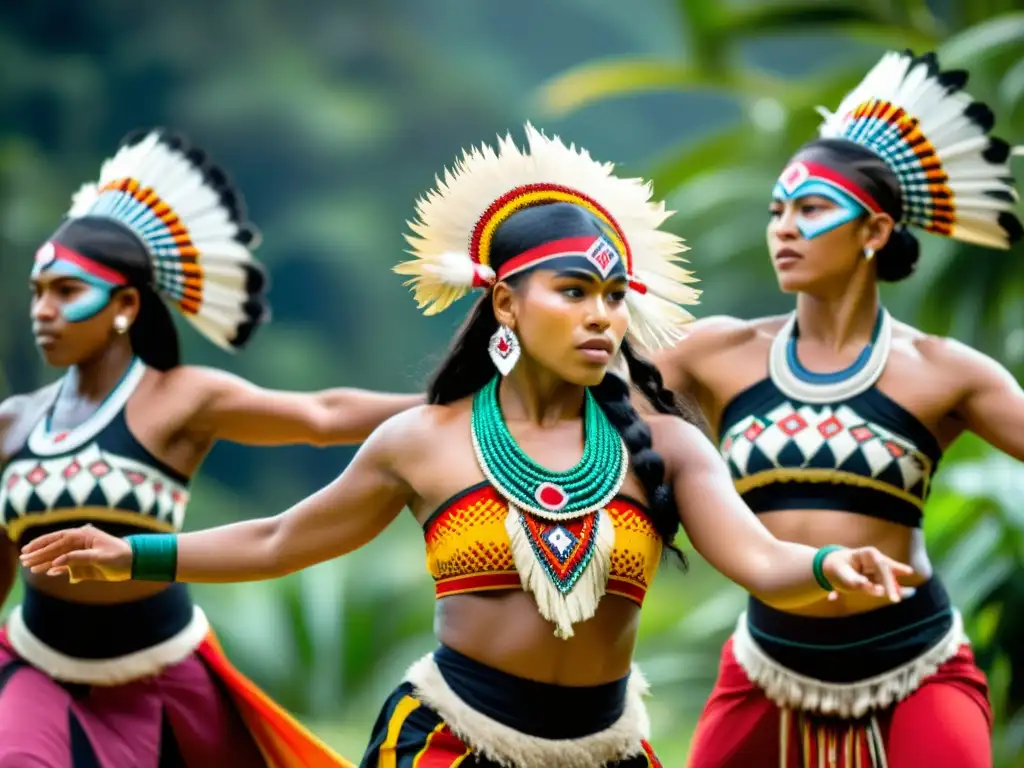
top-left (875, 226), bottom-right (920, 283)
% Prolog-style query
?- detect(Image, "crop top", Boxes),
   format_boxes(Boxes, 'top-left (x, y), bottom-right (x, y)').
top-left (718, 309), bottom-right (942, 528)
top-left (423, 481), bottom-right (661, 607)
top-left (0, 358), bottom-right (190, 544)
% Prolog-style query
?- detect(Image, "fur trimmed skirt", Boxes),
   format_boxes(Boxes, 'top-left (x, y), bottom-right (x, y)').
top-left (360, 644), bottom-right (662, 768)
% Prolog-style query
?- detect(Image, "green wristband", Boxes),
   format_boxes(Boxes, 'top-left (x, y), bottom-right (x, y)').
top-left (126, 534), bottom-right (178, 582)
top-left (812, 545), bottom-right (844, 592)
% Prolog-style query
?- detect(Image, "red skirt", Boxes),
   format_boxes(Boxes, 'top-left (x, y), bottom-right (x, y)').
top-left (687, 637), bottom-right (992, 768)
top-left (0, 627), bottom-right (354, 768)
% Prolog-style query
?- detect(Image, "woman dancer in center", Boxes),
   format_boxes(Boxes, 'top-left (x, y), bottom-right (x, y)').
top-left (21, 124), bottom-right (913, 768)
top-left (650, 51), bottom-right (1022, 767)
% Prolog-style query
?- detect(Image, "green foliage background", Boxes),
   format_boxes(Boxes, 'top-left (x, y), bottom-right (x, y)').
top-left (1, 1), bottom-right (1022, 764)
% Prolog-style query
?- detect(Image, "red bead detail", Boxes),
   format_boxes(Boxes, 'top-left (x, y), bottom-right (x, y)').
top-left (7, 473), bottom-right (19, 490)
top-left (535, 482), bottom-right (568, 511)
top-left (63, 461), bottom-right (81, 480)
top-left (779, 414), bottom-right (808, 436)
top-left (851, 426), bottom-right (874, 442)
top-left (884, 441), bottom-right (906, 458)
top-left (53, 431), bottom-right (70, 444)
top-left (744, 421), bottom-right (764, 441)
top-left (89, 460), bottom-right (111, 478)
top-left (818, 416), bottom-right (843, 438)
top-left (26, 466), bottom-right (48, 486)
top-left (124, 471), bottom-right (146, 486)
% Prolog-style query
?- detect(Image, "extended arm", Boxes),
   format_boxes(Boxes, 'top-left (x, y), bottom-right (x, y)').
top-left (182, 366), bottom-right (424, 447)
top-left (665, 419), bottom-right (908, 609)
top-left (22, 410), bottom-right (419, 583)
top-left (948, 342), bottom-right (1024, 459)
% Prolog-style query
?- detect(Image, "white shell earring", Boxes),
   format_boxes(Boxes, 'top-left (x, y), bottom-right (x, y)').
top-left (488, 325), bottom-right (520, 376)
top-left (113, 315), bottom-right (130, 335)
top-left (864, 246), bottom-right (876, 261)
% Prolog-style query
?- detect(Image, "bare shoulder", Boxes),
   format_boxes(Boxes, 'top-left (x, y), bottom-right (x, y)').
top-left (370, 400), bottom-right (470, 462)
top-left (149, 365), bottom-right (237, 398)
top-left (644, 411), bottom-right (721, 474)
top-left (901, 323), bottom-right (1005, 384)
top-left (659, 314), bottom-right (782, 362)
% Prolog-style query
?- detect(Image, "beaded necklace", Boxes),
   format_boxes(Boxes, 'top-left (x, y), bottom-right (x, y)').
top-left (471, 376), bottom-right (626, 638)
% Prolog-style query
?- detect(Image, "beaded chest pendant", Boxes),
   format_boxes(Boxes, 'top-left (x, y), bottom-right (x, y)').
top-left (472, 377), bottom-right (628, 639)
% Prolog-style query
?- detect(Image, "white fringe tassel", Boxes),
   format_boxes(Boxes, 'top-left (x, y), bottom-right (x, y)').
top-left (505, 506), bottom-right (616, 639)
top-left (405, 651), bottom-right (651, 768)
top-left (731, 609), bottom-right (966, 719)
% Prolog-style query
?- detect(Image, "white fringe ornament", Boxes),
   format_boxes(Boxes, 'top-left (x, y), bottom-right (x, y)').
top-left (504, 506), bottom-right (616, 639)
top-left (731, 609), bottom-right (967, 719)
top-left (405, 651), bottom-right (651, 768)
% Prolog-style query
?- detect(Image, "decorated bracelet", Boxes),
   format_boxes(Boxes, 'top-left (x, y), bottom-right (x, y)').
top-left (812, 545), bottom-right (844, 592)
top-left (126, 534), bottom-right (178, 582)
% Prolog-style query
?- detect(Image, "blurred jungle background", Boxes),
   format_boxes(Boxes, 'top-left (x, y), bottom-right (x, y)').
top-left (2, 1), bottom-right (1023, 764)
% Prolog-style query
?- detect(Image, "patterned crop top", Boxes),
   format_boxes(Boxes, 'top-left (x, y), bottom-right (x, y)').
top-left (718, 309), bottom-right (942, 528)
top-left (424, 482), bottom-right (662, 607)
top-left (0, 359), bottom-right (190, 544)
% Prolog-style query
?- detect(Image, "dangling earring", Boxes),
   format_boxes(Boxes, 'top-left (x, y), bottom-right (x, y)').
top-left (113, 315), bottom-right (130, 335)
top-left (488, 325), bottom-right (520, 376)
top-left (863, 246), bottom-right (875, 261)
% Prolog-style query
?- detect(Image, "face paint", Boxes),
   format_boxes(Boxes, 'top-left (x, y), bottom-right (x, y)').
top-left (32, 242), bottom-right (127, 323)
top-left (773, 161), bottom-right (882, 240)
top-left (496, 235), bottom-right (628, 283)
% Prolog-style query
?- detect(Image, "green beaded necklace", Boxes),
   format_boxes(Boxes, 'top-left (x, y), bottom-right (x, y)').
top-left (470, 376), bottom-right (627, 520)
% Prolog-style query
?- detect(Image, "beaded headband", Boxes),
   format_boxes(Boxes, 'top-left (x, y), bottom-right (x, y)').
top-left (395, 123), bottom-right (701, 350)
top-left (806, 49), bottom-right (1022, 249)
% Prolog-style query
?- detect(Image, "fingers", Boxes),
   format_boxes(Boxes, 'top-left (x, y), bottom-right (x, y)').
top-left (20, 530), bottom-right (72, 555)
top-left (20, 537), bottom-right (80, 572)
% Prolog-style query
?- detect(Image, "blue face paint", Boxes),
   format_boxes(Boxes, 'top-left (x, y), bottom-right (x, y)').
top-left (32, 243), bottom-right (121, 323)
top-left (772, 163), bottom-right (869, 240)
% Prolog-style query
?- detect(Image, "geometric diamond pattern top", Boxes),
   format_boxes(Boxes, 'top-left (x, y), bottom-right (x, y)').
top-left (0, 359), bottom-right (190, 543)
top-left (719, 379), bottom-right (943, 528)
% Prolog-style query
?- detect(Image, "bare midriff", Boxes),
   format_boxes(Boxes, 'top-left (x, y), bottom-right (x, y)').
top-left (759, 507), bottom-right (932, 617)
top-left (435, 590), bottom-right (641, 687)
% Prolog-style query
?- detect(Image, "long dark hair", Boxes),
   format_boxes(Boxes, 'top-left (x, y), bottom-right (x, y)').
top-left (427, 203), bottom-right (706, 564)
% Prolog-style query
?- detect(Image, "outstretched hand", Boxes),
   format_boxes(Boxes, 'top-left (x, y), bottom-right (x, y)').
top-left (823, 546), bottom-right (915, 602)
top-left (20, 525), bottom-right (133, 583)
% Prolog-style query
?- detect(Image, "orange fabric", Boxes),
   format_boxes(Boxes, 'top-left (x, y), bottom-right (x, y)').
top-left (196, 632), bottom-right (355, 768)
top-left (424, 484), bottom-right (661, 605)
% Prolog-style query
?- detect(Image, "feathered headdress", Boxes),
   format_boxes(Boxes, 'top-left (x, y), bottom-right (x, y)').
top-left (65, 129), bottom-right (268, 350)
top-left (816, 49), bottom-right (1022, 249)
top-left (394, 123), bottom-right (700, 350)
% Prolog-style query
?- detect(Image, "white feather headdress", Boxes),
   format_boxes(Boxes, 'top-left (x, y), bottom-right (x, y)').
top-left (395, 123), bottom-right (700, 350)
top-left (65, 129), bottom-right (268, 350)
top-left (817, 49), bottom-right (1022, 249)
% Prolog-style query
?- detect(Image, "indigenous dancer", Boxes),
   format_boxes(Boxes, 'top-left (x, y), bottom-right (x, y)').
top-left (650, 51), bottom-right (1023, 767)
top-left (0, 129), bottom-right (422, 767)
top-left (21, 124), bottom-right (914, 768)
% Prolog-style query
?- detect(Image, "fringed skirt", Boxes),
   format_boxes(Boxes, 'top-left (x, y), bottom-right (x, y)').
top-left (687, 579), bottom-right (992, 768)
top-left (0, 583), bottom-right (353, 768)
top-left (360, 644), bottom-right (662, 768)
